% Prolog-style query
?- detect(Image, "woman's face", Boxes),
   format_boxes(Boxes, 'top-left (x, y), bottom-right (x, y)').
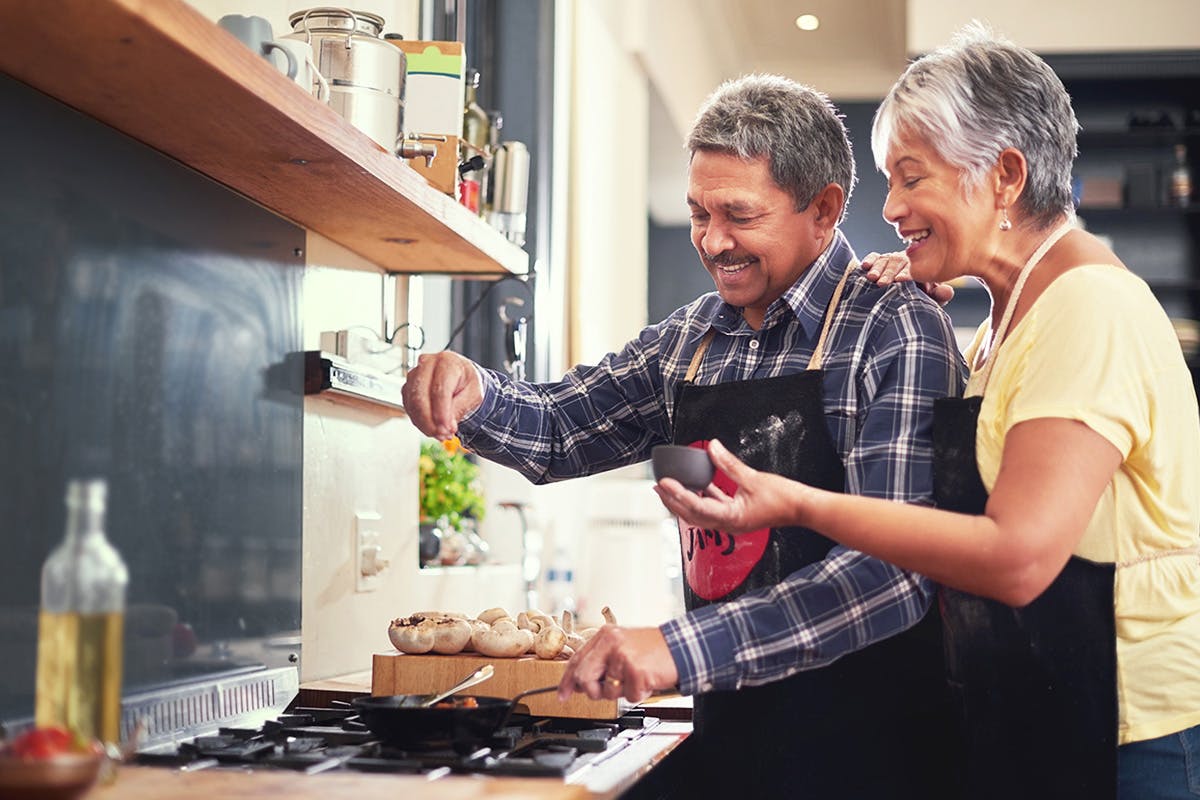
top-left (880, 135), bottom-right (996, 284)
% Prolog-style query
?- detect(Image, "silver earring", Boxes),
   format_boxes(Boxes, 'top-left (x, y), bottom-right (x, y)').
top-left (999, 208), bottom-right (1012, 231)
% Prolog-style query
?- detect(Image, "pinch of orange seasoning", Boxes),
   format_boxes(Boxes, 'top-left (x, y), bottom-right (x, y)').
top-left (442, 436), bottom-right (462, 455)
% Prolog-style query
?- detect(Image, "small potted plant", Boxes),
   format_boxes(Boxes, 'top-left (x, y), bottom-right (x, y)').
top-left (418, 438), bottom-right (486, 566)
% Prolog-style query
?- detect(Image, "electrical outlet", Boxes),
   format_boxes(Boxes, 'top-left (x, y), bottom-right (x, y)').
top-left (354, 511), bottom-right (387, 593)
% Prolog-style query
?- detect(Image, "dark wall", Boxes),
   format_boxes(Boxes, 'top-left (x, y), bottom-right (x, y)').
top-left (0, 75), bottom-right (305, 721)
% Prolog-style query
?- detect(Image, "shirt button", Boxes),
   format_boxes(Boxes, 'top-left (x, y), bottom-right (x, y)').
top-left (748, 339), bottom-right (760, 350)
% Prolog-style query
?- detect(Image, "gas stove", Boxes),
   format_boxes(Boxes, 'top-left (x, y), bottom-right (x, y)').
top-left (136, 702), bottom-right (662, 781)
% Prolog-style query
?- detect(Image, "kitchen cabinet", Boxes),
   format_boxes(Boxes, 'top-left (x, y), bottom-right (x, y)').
top-left (1049, 52), bottom-right (1200, 332)
top-left (0, 0), bottom-right (527, 278)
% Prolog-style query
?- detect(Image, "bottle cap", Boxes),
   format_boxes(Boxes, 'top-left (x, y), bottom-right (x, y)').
top-left (66, 478), bottom-right (107, 511)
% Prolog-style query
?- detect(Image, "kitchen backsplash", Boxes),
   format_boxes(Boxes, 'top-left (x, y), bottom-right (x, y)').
top-left (0, 74), bottom-right (305, 722)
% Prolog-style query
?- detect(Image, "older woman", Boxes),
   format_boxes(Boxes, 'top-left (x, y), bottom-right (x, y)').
top-left (655, 24), bottom-right (1200, 800)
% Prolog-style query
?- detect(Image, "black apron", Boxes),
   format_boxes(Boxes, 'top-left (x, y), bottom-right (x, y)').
top-left (671, 264), bottom-right (957, 799)
top-left (932, 221), bottom-right (1118, 800)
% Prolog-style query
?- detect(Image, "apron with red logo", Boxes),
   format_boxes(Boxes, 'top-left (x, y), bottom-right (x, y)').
top-left (670, 263), bottom-right (958, 798)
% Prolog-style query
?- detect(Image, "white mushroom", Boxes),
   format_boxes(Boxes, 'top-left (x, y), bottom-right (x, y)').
top-left (601, 606), bottom-right (617, 625)
top-left (415, 610), bottom-right (468, 620)
top-left (478, 607), bottom-right (512, 625)
top-left (430, 617), bottom-right (474, 654)
top-left (561, 610), bottom-right (586, 649)
top-left (533, 625), bottom-right (567, 659)
top-left (473, 623), bottom-right (535, 658)
top-left (388, 616), bottom-right (437, 654)
top-left (518, 610), bottom-right (555, 633)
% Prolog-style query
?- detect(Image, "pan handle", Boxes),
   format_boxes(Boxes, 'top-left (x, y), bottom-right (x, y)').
top-left (497, 684), bottom-right (561, 730)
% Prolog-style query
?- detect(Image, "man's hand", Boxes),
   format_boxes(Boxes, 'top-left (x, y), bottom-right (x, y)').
top-left (861, 251), bottom-right (955, 306)
top-left (400, 352), bottom-right (485, 440)
top-left (557, 626), bottom-right (679, 704)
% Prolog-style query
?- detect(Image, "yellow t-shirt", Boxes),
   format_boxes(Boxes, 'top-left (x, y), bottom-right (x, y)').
top-left (965, 264), bottom-right (1200, 745)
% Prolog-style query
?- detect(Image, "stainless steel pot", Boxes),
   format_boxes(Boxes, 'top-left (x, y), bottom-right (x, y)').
top-left (284, 7), bottom-right (406, 152)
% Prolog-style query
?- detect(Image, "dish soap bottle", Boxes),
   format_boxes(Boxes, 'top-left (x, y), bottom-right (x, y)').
top-left (35, 478), bottom-right (128, 746)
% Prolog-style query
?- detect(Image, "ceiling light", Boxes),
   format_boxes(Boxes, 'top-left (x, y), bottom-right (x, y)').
top-left (795, 14), bottom-right (819, 31)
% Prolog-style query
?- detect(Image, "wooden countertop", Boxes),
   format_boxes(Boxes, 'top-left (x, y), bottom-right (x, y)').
top-left (0, 0), bottom-right (527, 277)
top-left (93, 766), bottom-right (590, 800)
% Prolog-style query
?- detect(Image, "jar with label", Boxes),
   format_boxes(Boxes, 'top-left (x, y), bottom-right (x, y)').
top-left (35, 478), bottom-right (128, 746)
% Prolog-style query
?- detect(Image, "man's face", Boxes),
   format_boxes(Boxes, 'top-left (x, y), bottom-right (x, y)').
top-left (687, 150), bottom-right (830, 329)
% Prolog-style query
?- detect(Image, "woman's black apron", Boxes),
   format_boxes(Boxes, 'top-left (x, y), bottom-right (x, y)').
top-left (671, 263), bottom-right (957, 798)
top-left (932, 222), bottom-right (1118, 800)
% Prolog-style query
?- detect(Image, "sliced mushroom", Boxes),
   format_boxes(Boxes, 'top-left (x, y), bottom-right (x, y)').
top-left (388, 616), bottom-right (437, 654)
top-left (601, 606), bottom-right (617, 625)
top-left (430, 617), bottom-right (474, 654)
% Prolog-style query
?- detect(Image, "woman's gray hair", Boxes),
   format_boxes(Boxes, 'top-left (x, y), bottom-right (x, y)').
top-left (871, 22), bottom-right (1078, 228)
top-left (688, 74), bottom-right (856, 220)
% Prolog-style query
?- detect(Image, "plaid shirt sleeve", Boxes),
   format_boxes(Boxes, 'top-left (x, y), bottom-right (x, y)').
top-left (662, 286), bottom-right (967, 693)
top-left (456, 315), bottom-right (686, 483)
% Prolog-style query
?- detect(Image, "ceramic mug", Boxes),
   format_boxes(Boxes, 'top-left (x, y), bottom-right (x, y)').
top-left (218, 14), bottom-right (297, 79)
top-left (274, 38), bottom-right (330, 103)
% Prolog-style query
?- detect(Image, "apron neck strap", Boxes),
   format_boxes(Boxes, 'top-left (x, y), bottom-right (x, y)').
top-left (684, 329), bottom-right (715, 383)
top-left (968, 220), bottom-right (1073, 396)
top-left (807, 259), bottom-right (859, 370)
top-left (682, 259), bottom-right (861, 382)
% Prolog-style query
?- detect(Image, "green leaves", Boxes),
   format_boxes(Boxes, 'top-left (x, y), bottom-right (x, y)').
top-left (418, 439), bottom-right (485, 530)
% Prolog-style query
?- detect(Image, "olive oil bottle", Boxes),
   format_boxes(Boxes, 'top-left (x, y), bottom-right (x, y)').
top-left (35, 479), bottom-right (128, 745)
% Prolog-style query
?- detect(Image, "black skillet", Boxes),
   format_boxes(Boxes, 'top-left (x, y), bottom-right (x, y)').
top-left (351, 684), bottom-right (560, 751)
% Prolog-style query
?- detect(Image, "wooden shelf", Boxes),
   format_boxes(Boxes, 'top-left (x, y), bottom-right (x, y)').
top-left (0, 0), bottom-right (527, 277)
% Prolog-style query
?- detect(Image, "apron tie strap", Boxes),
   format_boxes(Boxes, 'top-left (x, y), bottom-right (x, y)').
top-left (681, 258), bottom-right (861, 382)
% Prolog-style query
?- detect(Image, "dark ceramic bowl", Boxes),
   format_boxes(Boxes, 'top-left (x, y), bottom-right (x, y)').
top-left (651, 445), bottom-right (715, 491)
top-left (0, 751), bottom-right (103, 800)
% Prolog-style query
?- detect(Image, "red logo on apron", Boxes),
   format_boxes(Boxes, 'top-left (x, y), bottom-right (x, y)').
top-left (678, 441), bottom-right (770, 600)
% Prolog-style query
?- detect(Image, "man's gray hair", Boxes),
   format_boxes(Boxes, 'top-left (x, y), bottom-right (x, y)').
top-left (871, 21), bottom-right (1078, 228)
top-left (688, 74), bottom-right (856, 220)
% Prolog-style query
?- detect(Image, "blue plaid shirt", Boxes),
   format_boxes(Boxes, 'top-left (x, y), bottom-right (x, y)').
top-left (459, 230), bottom-right (967, 694)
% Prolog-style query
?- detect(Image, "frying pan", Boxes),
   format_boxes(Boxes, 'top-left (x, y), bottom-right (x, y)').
top-left (351, 684), bottom-right (560, 752)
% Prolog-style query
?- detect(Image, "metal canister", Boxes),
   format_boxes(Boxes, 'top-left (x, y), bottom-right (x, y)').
top-left (488, 141), bottom-right (530, 246)
top-left (284, 8), bottom-right (406, 152)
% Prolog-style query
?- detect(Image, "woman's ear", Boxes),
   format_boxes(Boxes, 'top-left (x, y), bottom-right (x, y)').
top-left (994, 147), bottom-right (1028, 209)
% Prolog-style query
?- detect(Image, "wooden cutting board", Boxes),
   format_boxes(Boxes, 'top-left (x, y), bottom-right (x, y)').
top-left (371, 651), bottom-right (622, 719)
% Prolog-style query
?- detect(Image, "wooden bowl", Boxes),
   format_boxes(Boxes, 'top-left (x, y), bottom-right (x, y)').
top-left (0, 751), bottom-right (103, 800)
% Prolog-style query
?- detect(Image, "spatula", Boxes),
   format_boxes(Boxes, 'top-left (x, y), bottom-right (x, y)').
top-left (410, 664), bottom-right (495, 708)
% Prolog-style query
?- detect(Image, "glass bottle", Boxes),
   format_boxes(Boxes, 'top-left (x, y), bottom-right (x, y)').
top-left (458, 69), bottom-right (491, 216)
top-left (35, 478), bottom-right (128, 746)
top-left (461, 68), bottom-right (490, 154)
top-left (1171, 144), bottom-right (1192, 207)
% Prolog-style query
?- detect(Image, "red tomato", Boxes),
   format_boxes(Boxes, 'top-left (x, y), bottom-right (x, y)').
top-left (9, 726), bottom-right (74, 759)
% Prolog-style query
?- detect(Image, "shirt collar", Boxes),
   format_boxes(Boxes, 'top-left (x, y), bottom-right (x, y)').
top-left (708, 229), bottom-right (857, 338)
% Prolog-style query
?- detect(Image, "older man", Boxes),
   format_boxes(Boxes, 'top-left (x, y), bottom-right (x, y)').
top-left (402, 74), bottom-right (965, 798)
